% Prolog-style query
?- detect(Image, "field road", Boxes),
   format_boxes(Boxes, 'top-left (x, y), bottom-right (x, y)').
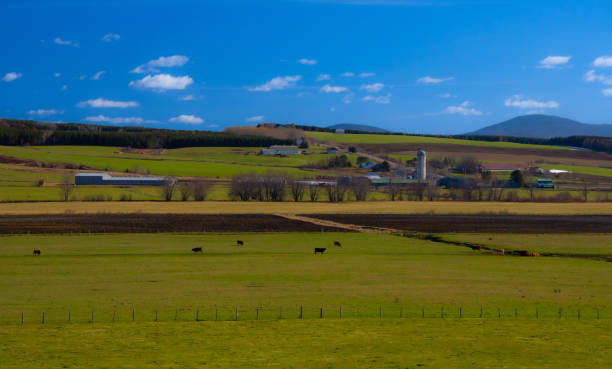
top-left (0, 201), bottom-right (611, 215)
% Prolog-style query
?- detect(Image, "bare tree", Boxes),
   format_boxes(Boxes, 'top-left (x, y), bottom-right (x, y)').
top-left (456, 157), bottom-right (480, 175)
top-left (289, 177), bottom-right (306, 202)
top-left (192, 180), bottom-right (212, 201)
top-left (349, 177), bottom-right (371, 201)
top-left (178, 181), bottom-right (193, 201)
top-left (326, 184), bottom-right (347, 202)
top-left (308, 183), bottom-right (321, 202)
top-left (426, 181), bottom-right (439, 201)
top-left (388, 181), bottom-right (402, 201)
top-left (262, 171), bottom-right (287, 201)
top-left (162, 177), bottom-right (177, 201)
top-left (59, 174), bottom-right (75, 202)
top-left (230, 172), bottom-right (255, 201)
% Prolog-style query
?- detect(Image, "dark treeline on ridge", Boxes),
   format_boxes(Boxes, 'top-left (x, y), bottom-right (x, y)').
top-left (0, 119), bottom-right (293, 148)
top-left (293, 124), bottom-right (612, 153)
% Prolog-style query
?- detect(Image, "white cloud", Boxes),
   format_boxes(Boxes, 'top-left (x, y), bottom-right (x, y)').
top-left (101, 33), bottom-right (120, 42)
top-left (361, 83), bottom-right (384, 93)
top-left (417, 76), bottom-right (454, 84)
top-left (1, 72), bottom-right (22, 82)
top-left (247, 115), bottom-right (264, 122)
top-left (538, 56), bottom-right (571, 69)
top-left (340, 72), bottom-right (355, 77)
top-left (362, 93), bottom-right (391, 104)
top-left (504, 95), bottom-right (559, 109)
top-left (92, 71), bottom-right (106, 80)
top-left (28, 109), bottom-right (63, 116)
top-left (444, 101), bottom-right (482, 116)
top-left (207, 124), bottom-right (219, 129)
top-left (131, 55), bottom-right (189, 74)
top-left (169, 114), bottom-right (204, 124)
top-left (342, 93), bottom-right (355, 104)
top-left (316, 73), bottom-right (331, 82)
top-left (178, 94), bottom-right (201, 101)
top-left (584, 70), bottom-right (612, 85)
top-left (129, 74), bottom-right (193, 90)
top-left (54, 73), bottom-right (61, 78)
top-left (602, 88), bottom-right (612, 96)
top-left (359, 72), bottom-right (375, 77)
top-left (54, 38), bottom-right (77, 47)
top-left (77, 98), bottom-right (139, 108)
top-left (84, 115), bottom-right (144, 124)
top-left (321, 84), bottom-right (348, 93)
top-left (593, 56), bottom-right (612, 67)
top-left (61, 85), bottom-right (68, 91)
top-left (438, 92), bottom-right (454, 98)
top-left (79, 75), bottom-right (87, 80)
top-left (248, 75), bottom-right (302, 92)
top-left (330, 107), bottom-right (336, 112)
top-left (298, 58), bottom-right (317, 65)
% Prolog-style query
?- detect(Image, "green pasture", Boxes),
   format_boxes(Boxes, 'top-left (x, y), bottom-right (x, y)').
top-left (1, 319), bottom-right (610, 369)
top-left (306, 131), bottom-right (569, 150)
top-left (0, 232), bottom-right (610, 326)
top-left (440, 233), bottom-right (612, 257)
top-left (540, 163), bottom-right (612, 178)
top-left (0, 145), bottom-right (356, 178)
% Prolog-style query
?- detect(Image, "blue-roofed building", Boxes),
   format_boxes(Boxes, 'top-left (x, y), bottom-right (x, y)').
top-left (75, 173), bottom-right (166, 186)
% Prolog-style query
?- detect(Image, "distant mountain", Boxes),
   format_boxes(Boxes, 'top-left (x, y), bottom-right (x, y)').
top-left (327, 123), bottom-right (389, 133)
top-left (468, 115), bottom-right (612, 138)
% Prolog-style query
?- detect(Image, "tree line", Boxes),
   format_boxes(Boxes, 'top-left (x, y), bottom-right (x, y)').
top-left (0, 119), bottom-right (293, 148)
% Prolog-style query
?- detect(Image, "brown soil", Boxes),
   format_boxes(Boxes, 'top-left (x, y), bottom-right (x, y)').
top-left (305, 214), bottom-right (612, 233)
top-left (0, 214), bottom-right (349, 234)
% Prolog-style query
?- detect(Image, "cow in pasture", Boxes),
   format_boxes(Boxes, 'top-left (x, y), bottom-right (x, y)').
top-left (314, 248), bottom-right (326, 255)
top-left (334, 241), bottom-right (341, 247)
top-left (237, 240), bottom-right (244, 246)
top-left (469, 245), bottom-right (481, 251)
top-left (494, 249), bottom-right (504, 256)
top-left (32, 249), bottom-right (41, 256)
top-left (192, 247), bottom-right (203, 253)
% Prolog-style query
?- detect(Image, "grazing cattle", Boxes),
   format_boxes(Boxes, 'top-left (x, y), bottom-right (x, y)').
top-left (237, 240), bottom-right (244, 246)
top-left (488, 237), bottom-right (493, 241)
top-left (314, 248), bottom-right (326, 255)
top-left (32, 249), bottom-right (41, 256)
top-left (334, 241), bottom-right (341, 247)
top-left (192, 247), bottom-right (203, 253)
top-left (494, 248), bottom-right (505, 256)
top-left (469, 245), bottom-right (481, 251)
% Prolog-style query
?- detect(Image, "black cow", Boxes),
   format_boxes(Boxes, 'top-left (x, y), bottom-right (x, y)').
top-left (334, 241), bottom-right (341, 247)
top-left (32, 249), bottom-right (41, 256)
top-left (237, 240), bottom-right (244, 246)
top-left (314, 248), bottom-right (326, 255)
top-left (192, 247), bottom-right (203, 253)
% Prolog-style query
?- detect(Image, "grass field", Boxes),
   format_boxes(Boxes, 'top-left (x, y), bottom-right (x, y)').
top-left (0, 200), bottom-right (611, 215)
top-left (1, 319), bottom-right (610, 369)
top-left (306, 131), bottom-right (569, 150)
top-left (440, 233), bottom-right (612, 256)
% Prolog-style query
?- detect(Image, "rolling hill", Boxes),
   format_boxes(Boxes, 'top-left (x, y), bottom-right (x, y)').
top-left (468, 115), bottom-right (612, 138)
top-left (327, 123), bottom-right (389, 133)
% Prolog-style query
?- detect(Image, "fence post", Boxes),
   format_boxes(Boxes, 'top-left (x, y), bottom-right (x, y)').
top-left (279, 306), bottom-right (282, 320)
top-left (215, 308), bottom-right (218, 321)
top-left (68, 311), bottom-right (71, 323)
top-left (196, 308), bottom-right (200, 321)
top-left (300, 305), bottom-right (303, 319)
top-left (155, 310), bottom-right (158, 322)
top-left (422, 307), bottom-right (424, 318)
top-left (132, 308), bottom-right (135, 322)
top-left (497, 308), bottom-right (501, 318)
top-left (339, 305), bottom-right (342, 319)
top-left (459, 307), bottom-right (462, 318)
top-left (441, 307), bottom-right (444, 319)
top-left (21, 312), bottom-right (23, 325)
top-left (256, 308), bottom-right (259, 320)
top-left (175, 308), bottom-right (178, 321)
top-left (235, 307), bottom-right (238, 321)
top-left (479, 306), bottom-right (483, 318)
top-left (91, 311), bottom-right (94, 323)
top-left (42, 312), bottom-right (45, 324)
top-left (113, 311), bottom-right (116, 323)
top-left (514, 308), bottom-right (518, 318)
top-left (536, 308), bottom-right (538, 319)
top-left (320, 307), bottom-right (323, 319)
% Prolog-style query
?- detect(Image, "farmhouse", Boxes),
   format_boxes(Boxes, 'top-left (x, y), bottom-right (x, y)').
top-left (259, 145), bottom-right (301, 155)
top-left (75, 173), bottom-right (166, 186)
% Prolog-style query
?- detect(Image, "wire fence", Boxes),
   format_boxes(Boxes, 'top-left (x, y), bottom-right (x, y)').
top-left (2, 305), bottom-right (609, 325)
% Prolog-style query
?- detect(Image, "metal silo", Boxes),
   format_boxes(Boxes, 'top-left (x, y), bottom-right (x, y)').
top-left (416, 149), bottom-right (427, 181)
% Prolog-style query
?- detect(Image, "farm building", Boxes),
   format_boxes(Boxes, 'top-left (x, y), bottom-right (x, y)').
top-left (259, 145), bottom-right (301, 155)
top-left (75, 173), bottom-right (166, 186)
top-left (326, 147), bottom-right (339, 154)
top-left (479, 163), bottom-right (528, 172)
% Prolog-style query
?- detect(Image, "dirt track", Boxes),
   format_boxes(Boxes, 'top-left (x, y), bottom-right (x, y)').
top-left (306, 214), bottom-right (612, 233)
top-left (0, 214), bottom-right (348, 234)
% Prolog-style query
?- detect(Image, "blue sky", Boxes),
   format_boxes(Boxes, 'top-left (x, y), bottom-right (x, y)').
top-left (1, 0), bottom-right (612, 134)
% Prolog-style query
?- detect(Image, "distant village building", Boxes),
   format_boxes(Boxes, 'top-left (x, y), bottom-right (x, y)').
top-left (335, 128), bottom-right (345, 134)
top-left (259, 145), bottom-right (301, 155)
top-left (326, 147), bottom-right (339, 154)
top-left (359, 161), bottom-right (375, 169)
top-left (75, 173), bottom-right (166, 186)
top-left (479, 163), bottom-right (528, 172)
